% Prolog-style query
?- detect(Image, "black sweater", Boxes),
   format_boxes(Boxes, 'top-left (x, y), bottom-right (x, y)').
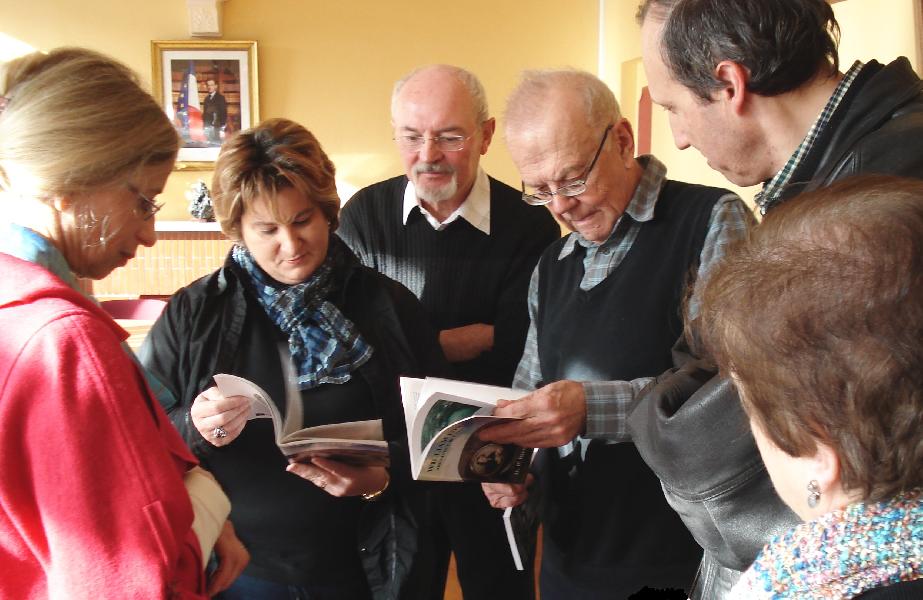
top-left (139, 245), bottom-right (447, 596)
top-left (338, 174), bottom-right (561, 386)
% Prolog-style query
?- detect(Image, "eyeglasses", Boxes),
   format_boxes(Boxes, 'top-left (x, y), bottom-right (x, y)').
top-left (126, 184), bottom-right (164, 221)
top-left (393, 133), bottom-right (473, 152)
top-left (521, 124), bottom-right (614, 206)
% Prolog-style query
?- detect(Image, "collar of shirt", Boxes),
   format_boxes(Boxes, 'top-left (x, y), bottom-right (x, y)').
top-left (402, 167), bottom-right (491, 234)
top-left (755, 60), bottom-right (864, 214)
top-left (557, 154), bottom-right (666, 261)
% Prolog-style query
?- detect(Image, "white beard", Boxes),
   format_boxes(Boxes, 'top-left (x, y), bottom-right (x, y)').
top-left (416, 174), bottom-right (458, 204)
top-left (413, 162), bottom-right (458, 204)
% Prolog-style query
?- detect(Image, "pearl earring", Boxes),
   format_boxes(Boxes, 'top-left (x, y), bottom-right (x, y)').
top-left (806, 480), bottom-right (821, 508)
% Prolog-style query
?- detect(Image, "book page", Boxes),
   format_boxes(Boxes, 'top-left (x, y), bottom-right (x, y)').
top-left (503, 504), bottom-right (538, 571)
top-left (213, 374), bottom-right (283, 441)
top-left (282, 439), bottom-right (389, 467)
top-left (215, 373), bottom-right (389, 467)
top-left (417, 414), bottom-right (530, 482)
top-left (282, 419), bottom-right (384, 443)
top-left (400, 376), bottom-right (531, 482)
top-left (418, 395), bottom-right (492, 450)
top-left (418, 377), bottom-right (529, 406)
top-left (399, 377), bottom-right (423, 436)
top-left (278, 345), bottom-right (305, 439)
top-left (410, 391), bottom-right (496, 477)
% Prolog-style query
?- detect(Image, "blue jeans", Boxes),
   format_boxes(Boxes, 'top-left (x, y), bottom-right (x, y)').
top-left (217, 573), bottom-right (372, 600)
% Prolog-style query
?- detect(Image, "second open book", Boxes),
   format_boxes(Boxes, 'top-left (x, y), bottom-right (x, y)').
top-left (399, 376), bottom-right (533, 483)
top-left (213, 372), bottom-right (390, 467)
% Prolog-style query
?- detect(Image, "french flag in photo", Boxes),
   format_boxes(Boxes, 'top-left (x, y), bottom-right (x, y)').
top-left (177, 61), bottom-right (205, 142)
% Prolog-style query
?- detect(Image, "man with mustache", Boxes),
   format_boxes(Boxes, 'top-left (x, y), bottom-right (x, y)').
top-left (338, 64), bottom-right (560, 600)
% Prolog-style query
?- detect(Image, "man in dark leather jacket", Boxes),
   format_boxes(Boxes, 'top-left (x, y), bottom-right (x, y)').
top-left (484, 1), bottom-right (923, 598)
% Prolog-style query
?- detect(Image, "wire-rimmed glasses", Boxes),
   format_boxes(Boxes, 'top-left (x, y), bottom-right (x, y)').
top-left (521, 124), bottom-right (613, 206)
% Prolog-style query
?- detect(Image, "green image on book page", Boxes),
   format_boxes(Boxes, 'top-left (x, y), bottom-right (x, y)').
top-left (420, 400), bottom-right (480, 449)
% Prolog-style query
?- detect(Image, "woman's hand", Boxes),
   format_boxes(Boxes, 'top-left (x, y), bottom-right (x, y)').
top-left (207, 520), bottom-right (249, 596)
top-left (286, 458), bottom-right (389, 498)
top-left (190, 386), bottom-right (251, 447)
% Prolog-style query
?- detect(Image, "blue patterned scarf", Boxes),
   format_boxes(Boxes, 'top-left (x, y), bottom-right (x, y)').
top-left (232, 236), bottom-right (373, 390)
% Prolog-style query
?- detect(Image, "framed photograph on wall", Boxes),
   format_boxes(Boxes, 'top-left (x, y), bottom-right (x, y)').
top-left (151, 40), bottom-right (259, 170)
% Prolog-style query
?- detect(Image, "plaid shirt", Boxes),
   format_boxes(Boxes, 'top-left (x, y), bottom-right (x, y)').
top-left (513, 155), bottom-right (754, 443)
top-left (755, 61), bottom-right (864, 214)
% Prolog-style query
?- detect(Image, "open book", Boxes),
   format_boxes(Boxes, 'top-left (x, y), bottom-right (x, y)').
top-left (213, 373), bottom-right (390, 467)
top-left (399, 376), bottom-right (531, 482)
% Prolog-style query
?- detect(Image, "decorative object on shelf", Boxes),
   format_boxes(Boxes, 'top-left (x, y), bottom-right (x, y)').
top-left (187, 180), bottom-right (216, 221)
top-left (151, 40), bottom-right (259, 170)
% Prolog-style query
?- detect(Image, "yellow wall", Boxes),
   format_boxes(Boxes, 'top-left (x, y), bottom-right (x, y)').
top-left (602, 0), bottom-right (923, 208)
top-left (835, 0), bottom-right (921, 73)
top-left (4, 0), bottom-right (919, 219)
top-left (1, 0), bottom-right (599, 220)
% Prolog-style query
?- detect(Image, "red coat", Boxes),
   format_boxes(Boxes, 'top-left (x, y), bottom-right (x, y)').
top-left (0, 254), bottom-right (205, 599)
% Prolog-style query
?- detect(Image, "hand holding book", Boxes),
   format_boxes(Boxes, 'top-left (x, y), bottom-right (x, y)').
top-left (190, 385), bottom-right (253, 446)
top-left (482, 475), bottom-right (533, 509)
top-left (212, 374), bottom-right (390, 468)
top-left (286, 457), bottom-right (390, 499)
top-left (476, 379), bottom-right (588, 448)
top-left (399, 377), bottom-right (535, 483)
top-left (484, 474), bottom-right (540, 572)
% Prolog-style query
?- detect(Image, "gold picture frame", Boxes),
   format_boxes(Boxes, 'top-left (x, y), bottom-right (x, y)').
top-left (151, 40), bottom-right (259, 170)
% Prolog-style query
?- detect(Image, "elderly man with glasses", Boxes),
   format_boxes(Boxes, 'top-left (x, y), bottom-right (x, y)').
top-left (337, 64), bottom-right (560, 600)
top-left (478, 69), bottom-right (753, 599)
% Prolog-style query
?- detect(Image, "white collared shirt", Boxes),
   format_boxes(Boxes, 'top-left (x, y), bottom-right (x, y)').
top-left (402, 167), bottom-right (491, 235)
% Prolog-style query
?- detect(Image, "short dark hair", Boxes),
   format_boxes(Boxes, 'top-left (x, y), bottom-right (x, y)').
top-left (211, 118), bottom-right (340, 241)
top-left (698, 175), bottom-right (923, 503)
top-left (638, 0), bottom-right (840, 101)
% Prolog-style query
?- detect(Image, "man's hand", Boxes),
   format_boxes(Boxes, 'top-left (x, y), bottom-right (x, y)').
top-left (207, 520), bottom-right (249, 596)
top-left (482, 474), bottom-right (534, 509)
top-left (480, 380), bottom-right (587, 447)
top-left (439, 323), bottom-right (494, 362)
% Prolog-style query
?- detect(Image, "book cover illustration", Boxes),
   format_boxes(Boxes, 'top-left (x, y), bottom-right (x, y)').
top-left (400, 376), bottom-right (532, 483)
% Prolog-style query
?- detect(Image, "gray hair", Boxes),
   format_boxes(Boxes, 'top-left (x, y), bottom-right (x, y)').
top-left (391, 64), bottom-right (489, 124)
top-left (504, 68), bottom-right (621, 139)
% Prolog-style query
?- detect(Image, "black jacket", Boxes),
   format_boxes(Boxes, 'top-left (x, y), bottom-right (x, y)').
top-left (778, 57), bottom-right (923, 206)
top-left (628, 57), bottom-right (923, 599)
top-left (139, 241), bottom-right (448, 600)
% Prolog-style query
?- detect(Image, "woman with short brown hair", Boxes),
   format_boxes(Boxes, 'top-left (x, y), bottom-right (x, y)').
top-left (699, 175), bottom-right (923, 599)
top-left (141, 118), bottom-right (446, 599)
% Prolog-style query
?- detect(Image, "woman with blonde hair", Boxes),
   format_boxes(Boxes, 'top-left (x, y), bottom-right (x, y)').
top-left (0, 47), bottom-right (244, 597)
top-left (698, 175), bottom-right (923, 599)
